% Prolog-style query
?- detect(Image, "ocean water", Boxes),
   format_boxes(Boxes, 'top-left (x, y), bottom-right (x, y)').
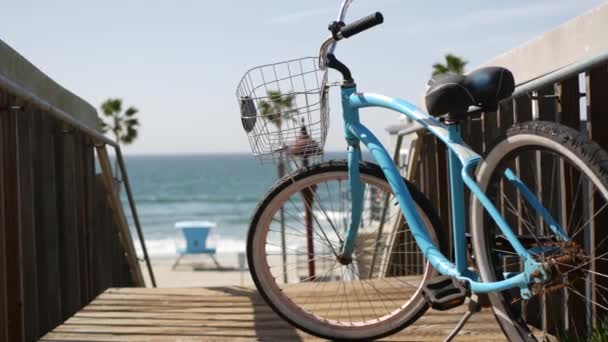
top-left (122, 152), bottom-right (359, 258)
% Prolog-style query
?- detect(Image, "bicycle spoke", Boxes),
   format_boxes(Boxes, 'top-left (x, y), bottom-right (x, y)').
top-left (306, 183), bottom-right (344, 244)
top-left (287, 197), bottom-right (339, 256)
top-left (351, 266), bottom-right (397, 313)
top-left (269, 222), bottom-right (338, 251)
top-left (304, 259), bottom-right (342, 309)
top-left (502, 194), bottom-right (541, 238)
top-left (478, 142), bottom-right (608, 340)
top-left (251, 164), bottom-right (437, 334)
top-left (566, 175), bottom-right (584, 233)
top-left (568, 285), bottom-right (608, 312)
top-left (570, 198), bottom-right (608, 242)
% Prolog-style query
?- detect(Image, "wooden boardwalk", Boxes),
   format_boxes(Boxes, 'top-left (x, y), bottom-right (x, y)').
top-left (42, 287), bottom-right (505, 341)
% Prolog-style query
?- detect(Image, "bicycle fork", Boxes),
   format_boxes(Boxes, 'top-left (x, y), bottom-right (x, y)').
top-left (340, 143), bottom-right (365, 262)
top-left (340, 86), bottom-right (365, 261)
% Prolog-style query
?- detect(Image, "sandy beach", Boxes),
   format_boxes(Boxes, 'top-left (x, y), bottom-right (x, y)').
top-left (141, 253), bottom-right (254, 288)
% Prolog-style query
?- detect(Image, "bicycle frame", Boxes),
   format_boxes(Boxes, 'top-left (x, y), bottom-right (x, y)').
top-left (338, 85), bottom-right (567, 297)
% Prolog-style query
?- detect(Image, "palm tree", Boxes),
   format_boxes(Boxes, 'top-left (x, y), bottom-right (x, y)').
top-left (100, 98), bottom-right (140, 178)
top-left (259, 90), bottom-right (297, 175)
top-left (259, 90), bottom-right (296, 140)
top-left (432, 53), bottom-right (468, 76)
top-left (259, 90), bottom-right (297, 283)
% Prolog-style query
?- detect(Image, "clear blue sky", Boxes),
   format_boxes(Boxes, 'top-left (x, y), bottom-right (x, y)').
top-left (1, 0), bottom-right (604, 154)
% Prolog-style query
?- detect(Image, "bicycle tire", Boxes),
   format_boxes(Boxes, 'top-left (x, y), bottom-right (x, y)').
top-left (471, 121), bottom-right (608, 341)
top-left (248, 160), bottom-right (448, 341)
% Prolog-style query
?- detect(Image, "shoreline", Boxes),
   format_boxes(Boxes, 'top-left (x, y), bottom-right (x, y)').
top-left (141, 252), bottom-right (254, 288)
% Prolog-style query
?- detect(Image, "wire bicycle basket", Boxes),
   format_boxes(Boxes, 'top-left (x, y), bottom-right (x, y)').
top-left (236, 57), bottom-right (329, 164)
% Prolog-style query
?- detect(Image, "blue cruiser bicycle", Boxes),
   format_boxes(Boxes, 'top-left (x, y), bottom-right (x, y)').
top-left (237, 1), bottom-right (608, 340)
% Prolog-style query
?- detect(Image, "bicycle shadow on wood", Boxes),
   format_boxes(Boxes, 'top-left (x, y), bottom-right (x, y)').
top-left (213, 286), bottom-right (304, 341)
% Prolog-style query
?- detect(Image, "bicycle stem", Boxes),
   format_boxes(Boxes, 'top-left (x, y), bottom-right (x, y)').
top-left (328, 0), bottom-right (354, 55)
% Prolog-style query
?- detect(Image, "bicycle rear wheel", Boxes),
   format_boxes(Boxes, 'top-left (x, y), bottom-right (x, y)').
top-left (248, 160), bottom-right (446, 341)
top-left (471, 121), bottom-right (608, 341)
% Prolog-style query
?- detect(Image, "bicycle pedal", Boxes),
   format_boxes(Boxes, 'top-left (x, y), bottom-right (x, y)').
top-left (422, 276), bottom-right (469, 311)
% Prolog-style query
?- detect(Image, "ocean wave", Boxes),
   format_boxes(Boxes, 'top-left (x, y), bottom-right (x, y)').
top-left (133, 237), bottom-right (250, 258)
top-left (129, 194), bottom-right (260, 205)
top-left (134, 236), bottom-right (301, 258)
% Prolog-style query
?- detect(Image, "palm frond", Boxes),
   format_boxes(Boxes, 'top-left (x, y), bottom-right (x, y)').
top-left (125, 118), bottom-right (140, 127)
top-left (125, 107), bottom-right (138, 117)
top-left (120, 126), bottom-right (138, 144)
top-left (432, 54), bottom-right (467, 76)
top-left (432, 64), bottom-right (449, 76)
top-left (100, 98), bottom-right (140, 145)
top-left (101, 98), bottom-right (122, 116)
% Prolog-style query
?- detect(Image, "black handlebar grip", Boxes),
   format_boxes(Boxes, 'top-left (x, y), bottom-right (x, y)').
top-left (340, 12), bottom-right (384, 39)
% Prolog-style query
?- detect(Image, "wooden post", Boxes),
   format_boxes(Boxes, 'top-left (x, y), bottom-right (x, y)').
top-left (539, 85), bottom-right (566, 336)
top-left (55, 123), bottom-right (82, 320)
top-left (497, 100), bottom-right (518, 230)
top-left (557, 75), bottom-right (584, 335)
top-left (32, 113), bottom-right (63, 332)
top-left (0, 90), bottom-right (10, 342)
top-left (95, 146), bottom-right (145, 286)
top-left (94, 176), bottom-right (112, 289)
top-left (406, 132), bottom-right (424, 182)
top-left (2, 102), bottom-right (25, 342)
top-left (84, 139), bottom-right (98, 296)
top-left (72, 133), bottom-right (88, 304)
top-left (587, 64), bottom-right (608, 328)
top-left (558, 77), bottom-right (581, 130)
top-left (16, 106), bottom-right (39, 341)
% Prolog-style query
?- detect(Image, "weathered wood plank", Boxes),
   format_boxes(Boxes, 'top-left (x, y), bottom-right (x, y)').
top-left (557, 76), bottom-right (581, 129)
top-left (70, 312), bottom-right (498, 325)
top-left (2, 101), bottom-right (24, 342)
top-left (16, 105), bottom-right (39, 341)
top-left (95, 176), bottom-right (114, 290)
top-left (52, 322), bottom-right (503, 335)
top-left (96, 146), bottom-right (145, 286)
top-left (0, 90), bottom-right (10, 342)
top-left (41, 332), bottom-right (505, 342)
top-left (588, 65), bottom-right (608, 148)
top-left (43, 287), bottom-right (505, 342)
top-left (482, 111), bottom-right (499, 153)
top-left (34, 113), bottom-right (63, 331)
top-left (587, 64), bottom-right (608, 326)
top-left (514, 95), bottom-right (533, 123)
top-left (536, 85), bottom-right (558, 121)
top-left (106, 287), bottom-right (256, 295)
top-left (556, 75), bottom-right (584, 333)
top-left (84, 140), bottom-right (98, 298)
top-left (72, 133), bottom-right (89, 305)
top-left (56, 124), bottom-right (82, 320)
top-left (496, 101), bottom-right (518, 231)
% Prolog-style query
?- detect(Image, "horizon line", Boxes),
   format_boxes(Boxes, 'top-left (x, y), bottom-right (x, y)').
top-left (119, 150), bottom-right (365, 157)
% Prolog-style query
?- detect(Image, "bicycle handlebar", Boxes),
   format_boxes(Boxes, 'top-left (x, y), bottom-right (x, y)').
top-left (339, 12), bottom-right (384, 39)
top-left (319, 0), bottom-right (384, 81)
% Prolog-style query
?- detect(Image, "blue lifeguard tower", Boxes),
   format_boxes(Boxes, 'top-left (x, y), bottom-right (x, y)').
top-left (172, 221), bottom-right (221, 270)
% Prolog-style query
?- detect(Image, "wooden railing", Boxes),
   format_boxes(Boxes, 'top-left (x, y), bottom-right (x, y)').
top-left (0, 40), bottom-right (153, 341)
top-left (391, 3), bottom-right (608, 259)
top-left (383, 3), bottom-right (608, 337)
top-left (398, 61), bottom-right (607, 253)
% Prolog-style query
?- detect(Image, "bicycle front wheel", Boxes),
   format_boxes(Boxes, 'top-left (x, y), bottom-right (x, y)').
top-left (471, 121), bottom-right (608, 341)
top-left (248, 160), bottom-right (446, 341)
